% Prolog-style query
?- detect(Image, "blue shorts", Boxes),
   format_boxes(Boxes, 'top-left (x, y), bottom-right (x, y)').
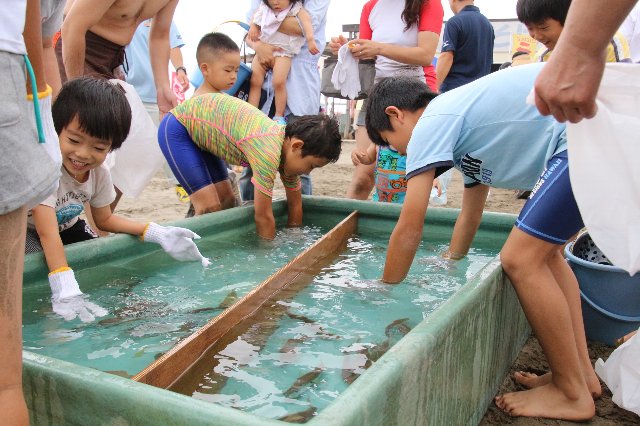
top-left (515, 151), bottom-right (584, 245)
top-left (157, 113), bottom-right (228, 194)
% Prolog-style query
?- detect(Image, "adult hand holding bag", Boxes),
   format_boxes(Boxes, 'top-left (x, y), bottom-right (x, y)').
top-left (567, 63), bottom-right (640, 275)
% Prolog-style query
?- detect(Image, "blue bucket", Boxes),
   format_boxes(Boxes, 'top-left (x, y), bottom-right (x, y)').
top-left (565, 233), bottom-right (640, 344)
top-left (189, 62), bottom-right (252, 96)
top-left (579, 289), bottom-right (640, 346)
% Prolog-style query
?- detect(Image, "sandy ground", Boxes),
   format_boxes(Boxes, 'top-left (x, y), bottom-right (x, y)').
top-left (117, 140), bottom-right (638, 425)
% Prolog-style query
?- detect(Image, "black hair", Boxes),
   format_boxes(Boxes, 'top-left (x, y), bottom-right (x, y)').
top-left (285, 115), bottom-right (342, 162)
top-left (196, 32), bottom-right (240, 65)
top-left (262, 0), bottom-right (302, 8)
top-left (511, 50), bottom-right (530, 60)
top-left (402, 0), bottom-right (427, 31)
top-left (365, 77), bottom-right (437, 147)
top-left (52, 77), bottom-right (131, 150)
top-left (516, 0), bottom-right (571, 26)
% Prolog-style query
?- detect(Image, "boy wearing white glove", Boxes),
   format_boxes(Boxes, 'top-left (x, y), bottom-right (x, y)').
top-left (27, 78), bottom-right (210, 322)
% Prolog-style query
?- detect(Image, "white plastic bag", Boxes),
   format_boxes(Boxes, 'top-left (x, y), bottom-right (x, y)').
top-left (104, 80), bottom-right (164, 198)
top-left (595, 328), bottom-right (640, 415)
top-left (566, 63), bottom-right (640, 275)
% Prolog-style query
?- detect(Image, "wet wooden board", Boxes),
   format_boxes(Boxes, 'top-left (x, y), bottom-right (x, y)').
top-left (133, 211), bottom-right (358, 388)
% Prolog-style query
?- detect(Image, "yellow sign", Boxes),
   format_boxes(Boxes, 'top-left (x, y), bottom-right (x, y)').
top-left (511, 34), bottom-right (538, 58)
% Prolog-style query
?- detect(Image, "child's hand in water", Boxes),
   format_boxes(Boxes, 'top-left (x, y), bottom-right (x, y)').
top-left (142, 223), bottom-right (211, 267)
top-left (307, 40), bottom-right (320, 55)
top-left (48, 268), bottom-right (108, 322)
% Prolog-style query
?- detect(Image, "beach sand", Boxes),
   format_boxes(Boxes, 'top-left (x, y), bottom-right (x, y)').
top-left (116, 140), bottom-right (638, 425)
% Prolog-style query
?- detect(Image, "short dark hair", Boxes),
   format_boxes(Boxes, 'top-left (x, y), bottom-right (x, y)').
top-left (52, 77), bottom-right (131, 150)
top-left (516, 0), bottom-right (571, 26)
top-left (285, 115), bottom-right (342, 162)
top-left (262, 0), bottom-right (301, 7)
top-left (196, 32), bottom-right (240, 65)
top-left (365, 77), bottom-right (437, 147)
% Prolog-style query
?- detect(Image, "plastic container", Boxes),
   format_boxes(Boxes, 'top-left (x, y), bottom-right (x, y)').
top-left (579, 289), bottom-right (640, 346)
top-left (566, 233), bottom-right (640, 316)
top-left (565, 233), bottom-right (640, 345)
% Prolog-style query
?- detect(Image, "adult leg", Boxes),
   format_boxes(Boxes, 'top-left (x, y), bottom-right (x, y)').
top-left (346, 125), bottom-right (375, 199)
top-left (286, 115), bottom-right (312, 195)
top-left (497, 231), bottom-right (595, 420)
top-left (271, 56), bottom-right (292, 119)
top-left (238, 166), bottom-right (255, 203)
top-left (248, 58), bottom-right (267, 109)
top-left (0, 207), bottom-right (29, 425)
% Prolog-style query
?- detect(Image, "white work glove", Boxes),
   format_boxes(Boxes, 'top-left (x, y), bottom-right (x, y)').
top-left (27, 86), bottom-right (62, 168)
top-left (142, 222), bottom-right (211, 267)
top-left (331, 44), bottom-right (361, 100)
top-left (48, 268), bottom-right (108, 322)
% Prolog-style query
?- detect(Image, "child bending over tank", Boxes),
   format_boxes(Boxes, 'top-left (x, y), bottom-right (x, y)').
top-left (157, 93), bottom-right (341, 239)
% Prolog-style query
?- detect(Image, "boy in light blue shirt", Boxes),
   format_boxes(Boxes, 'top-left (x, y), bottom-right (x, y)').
top-left (365, 63), bottom-right (597, 421)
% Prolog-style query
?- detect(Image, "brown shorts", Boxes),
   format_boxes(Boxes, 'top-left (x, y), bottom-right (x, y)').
top-left (55, 30), bottom-right (126, 82)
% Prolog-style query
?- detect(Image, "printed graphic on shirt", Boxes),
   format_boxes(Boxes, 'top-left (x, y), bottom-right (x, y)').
top-left (459, 153), bottom-right (493, 185)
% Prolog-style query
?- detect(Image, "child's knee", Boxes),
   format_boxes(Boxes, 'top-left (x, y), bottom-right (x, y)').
top-left (272, 77), bottom-right (287, 91)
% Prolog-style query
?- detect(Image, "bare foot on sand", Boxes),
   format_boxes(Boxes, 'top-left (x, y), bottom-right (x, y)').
top-left (514, 371), bottom-right (602, 399)
top-left (495, 383), bottom-right (595, 420)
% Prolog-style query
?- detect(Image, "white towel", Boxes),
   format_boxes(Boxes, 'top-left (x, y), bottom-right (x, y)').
top-left (331, 44), bottom-right (361, 100)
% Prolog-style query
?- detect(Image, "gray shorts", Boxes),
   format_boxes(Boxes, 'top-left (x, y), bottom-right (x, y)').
top-left (0, 51), bottom-right (60, 215)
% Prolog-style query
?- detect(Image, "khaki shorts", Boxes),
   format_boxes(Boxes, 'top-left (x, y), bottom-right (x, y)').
top-left (0, 52), bottom-right (59, 215)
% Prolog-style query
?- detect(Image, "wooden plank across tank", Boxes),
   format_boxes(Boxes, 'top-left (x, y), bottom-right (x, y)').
top-left (133, 211), bottom-right (359, 389)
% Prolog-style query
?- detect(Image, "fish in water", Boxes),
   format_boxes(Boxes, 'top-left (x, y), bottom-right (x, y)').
top-left (287, 312), bottom-right (316, 324)
top-left (105, 370), bottom-right (131, 378)
top-left (385, 318), bottom-right (411, 338)
top-left (278, 406), bottom-right (317, 423)
top-left (279, 337), bottom-right (310, 353)
top-left (215, 290), bottom-right (238, 310)
top-left (284, 368), bottom-right (323, 397)
top-left (188, 290), bottom-right (238, 314)
top-left (342, 321), bottom-right (410, 385)
top-left (190, 307), bottom-right (217, 314)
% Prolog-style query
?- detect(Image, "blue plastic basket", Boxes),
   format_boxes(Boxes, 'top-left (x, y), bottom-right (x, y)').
top-left (565, 233), bottom-right (640, 317)
top-left (566, 233), bottom-right (640, 345)
top-left (579, 289), bottom-right (640, 346)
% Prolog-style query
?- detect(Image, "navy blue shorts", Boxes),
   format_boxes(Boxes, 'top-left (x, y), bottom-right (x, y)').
top-left (515, 151), bottom-right (584, 245)
top-left (157, 113), bottom-right (229, 194)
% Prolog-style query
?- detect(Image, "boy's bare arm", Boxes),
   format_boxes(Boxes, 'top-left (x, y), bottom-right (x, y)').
top-left (90, 205), bottom-right (146, 236)
top-left (445, 183), bottom-right (489, 259)
top-left (297, 8), bottom-right (318, 53)
top-left (254, 191), bottom-right (277, 240)
top-left (61, 0), bottom-right (116, 79)
top-left (284, 187), bottom-right (303, 227)
top-left (31, 205), bottom-right (70, 272)
top-left (382, 170), bottom-right (434, 284)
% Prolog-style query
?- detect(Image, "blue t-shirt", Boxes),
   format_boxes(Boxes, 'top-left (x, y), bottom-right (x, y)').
top-left (406, 63), bottom-right (567, 191)
top-left (125, 20), bottom-right (184, 103)
top-left (440, 5), bottom-right (494, 92)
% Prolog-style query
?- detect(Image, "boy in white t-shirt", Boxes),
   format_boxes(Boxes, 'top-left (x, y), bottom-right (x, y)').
top-left (27, 77), bottom-right (210, 323)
